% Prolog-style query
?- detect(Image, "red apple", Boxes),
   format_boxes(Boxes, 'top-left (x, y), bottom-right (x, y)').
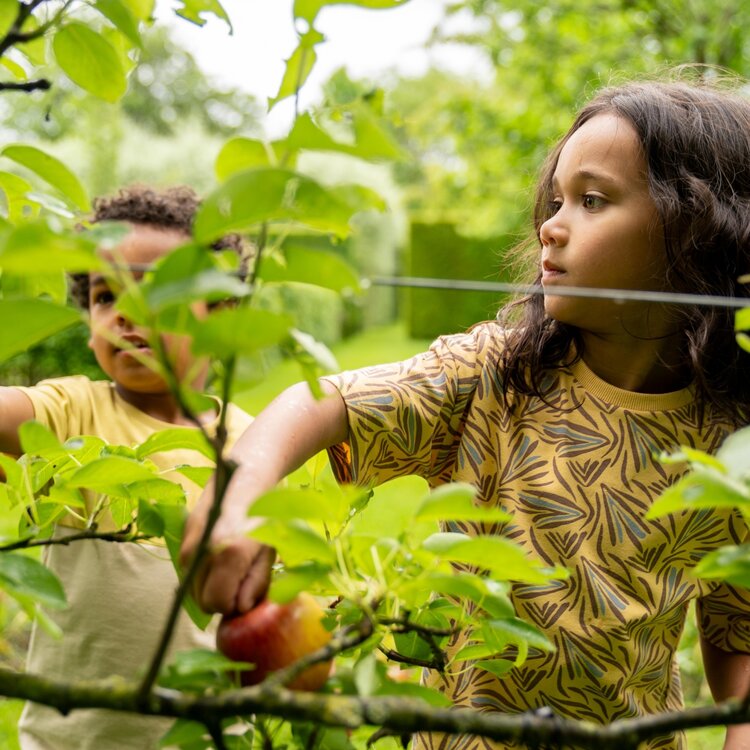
top-left (217, 592), bottom-right (333, 691)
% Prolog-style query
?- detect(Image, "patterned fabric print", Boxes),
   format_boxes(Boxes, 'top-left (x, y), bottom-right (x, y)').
top-left (326, 322), bottom-right (750, 750)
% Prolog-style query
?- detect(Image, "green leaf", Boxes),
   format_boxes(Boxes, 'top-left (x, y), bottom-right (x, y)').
top-left (175, 465), bottom-right (213, 487)
top-left (0, 299), bottom-right (80, 362)
top-left (646, 471), bottom-right (750, 519)
top-left (18, 421), bottom-right (63, 456)
top-left (173, 0), bottom-right (232, 29)
top-left (474, 659), bottom-right (515, 678)
top-left (157, 503), bottom-right (212, 630)
top-left (187, 307), bottom-right (293, 359)
top-left (285, 110), bottom-right (402, 161)
top-left (249, 519), bottom-right (335, 566)
top-left (0, 56), bottom-right (26, 81)
top-left (149, 269), bottom-right (250, 313)
top-left (136, 428), bottom-right (214, 460)
top-left (0, 454), bottom-right (22, 488)
top-left (67, 456), bottom-right (158, 490)
top-left (53, 23), bottom-right (128, 103)
top-left (158, 719), bottom-right (210, 747)
top-left (1, 145), bottom-right (90, 211)
top-left (717, 426), bottom-right (750, 481)
top-left (328, 183), bottom-right (387, 214)
top-left (252, 487), bottom-right (348, 524)
top-left (737, 333), bottom-right (750, 354)
top-left (215, 138), bottom-right (282, 181)
top-left (0, 222), bottom-right (100, 274)
top-left (268, 562), bottom-right (332, 604)
top-left (268, 28), bottom-right (324, 110)
top-left (350, 105), bottom-right (404, 160)
top-left (121, 0), bottom-right (155, 21)
top-left (137, 498), bottom-right (165, 536)
top-left (293, 0), bottom-right (409, 23)
top-left (16, 16), bottom-right (45, 67)
top-left (0, 171), bottom-right (37, 222)
top-left (353, 652), bottom-right (380, 696)
top-left (194, 168), bottom-right (356, 242)
top-left (0, 553), bottom-right (67, 609)
top-left (289, 328), bottom-right (339, 373)
top-left (415, 483), bottom-right (511, 523)
top-left (482, 617), bottom-right (554, 654)
top-left (422, 533), bottom-right (562, 584)
top-left (95, 0), bottom-right (142, 47)
top-left (126, 478), bottom-right (186, 504)
top-left (735, 307), bottom-right (750, 332)
top-left (259, 245), bottom-right (361, 293)
top-left (374, 680), bottom-right (452, 707)
top-left (694, 544), bottom-right (750, 587)
top-left (0, 0), bottom-right (17, 40)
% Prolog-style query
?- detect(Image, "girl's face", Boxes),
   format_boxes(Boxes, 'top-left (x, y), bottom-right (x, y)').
top-left (539, 113), bottom-right (669, 338)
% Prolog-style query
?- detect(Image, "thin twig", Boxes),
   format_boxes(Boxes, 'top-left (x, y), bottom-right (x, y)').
top-left (0, 78), bottom-right (50, 92)
top-left (377, 646), bottom-right (441, 670)
top-left (0, 529), bottom-right (153, 552)
top-left (261, 616), bottom-right (374, 690)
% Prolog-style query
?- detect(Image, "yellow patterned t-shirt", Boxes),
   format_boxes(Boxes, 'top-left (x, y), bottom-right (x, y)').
top-left (326, 322), bottom-right (750, 750)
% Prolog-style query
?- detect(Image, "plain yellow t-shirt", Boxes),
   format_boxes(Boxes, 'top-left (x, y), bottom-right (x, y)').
top-left (15, 376), bottom-right (253, 750)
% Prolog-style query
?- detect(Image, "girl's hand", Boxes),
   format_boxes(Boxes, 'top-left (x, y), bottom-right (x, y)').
top-left (180, 481), bottom-right (276, 614)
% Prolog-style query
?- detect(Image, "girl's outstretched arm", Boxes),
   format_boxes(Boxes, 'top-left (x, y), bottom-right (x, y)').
top-left (700, 634), bottom-right (750, 749)
top-left (179, 380), bottom-right (349, 615)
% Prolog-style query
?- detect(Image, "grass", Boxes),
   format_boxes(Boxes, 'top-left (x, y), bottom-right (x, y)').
top-left (0, 323), bottom-right (728, 747)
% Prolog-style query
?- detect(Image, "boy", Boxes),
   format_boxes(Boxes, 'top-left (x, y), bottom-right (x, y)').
top-left (0, 185), bottom-right (253, 750)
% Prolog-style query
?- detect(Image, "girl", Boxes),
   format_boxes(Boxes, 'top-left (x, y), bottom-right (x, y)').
top-left (181, 79), bottom-right (750, 750)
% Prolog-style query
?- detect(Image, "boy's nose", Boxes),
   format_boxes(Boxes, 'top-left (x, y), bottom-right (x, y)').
top-left (115, 309), bottom-right (134, 330)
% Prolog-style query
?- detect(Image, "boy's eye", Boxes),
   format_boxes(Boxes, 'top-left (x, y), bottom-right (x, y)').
top-left (582, 194), bottom-right (605, 209)
top-left (92, 289), bottom-right (115, 306)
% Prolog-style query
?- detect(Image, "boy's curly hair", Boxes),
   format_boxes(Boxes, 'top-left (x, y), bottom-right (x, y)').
top-left (71, 184), bottom-right (245, 308)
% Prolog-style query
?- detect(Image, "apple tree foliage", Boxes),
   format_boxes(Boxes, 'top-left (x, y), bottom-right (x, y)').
top-left (0, 1), bottom-right (749, 749)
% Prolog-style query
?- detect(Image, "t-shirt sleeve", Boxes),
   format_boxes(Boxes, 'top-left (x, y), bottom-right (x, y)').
top-left (14, 376), bottom-right (95, 442)
top-left (697, 581), bottom-right (750, 653)
top-left (324, 326), bottom-right (491, 487)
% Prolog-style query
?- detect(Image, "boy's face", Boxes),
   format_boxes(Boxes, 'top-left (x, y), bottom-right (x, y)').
top-left (87, 223), bottom-right (208, 398)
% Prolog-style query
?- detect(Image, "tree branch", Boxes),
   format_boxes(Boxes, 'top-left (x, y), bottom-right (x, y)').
top-left (4, 666), bottom-right (750, 749)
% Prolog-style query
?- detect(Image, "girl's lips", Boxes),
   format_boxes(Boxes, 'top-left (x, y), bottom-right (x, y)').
top-left (541, 260), bottom-right (565, 282)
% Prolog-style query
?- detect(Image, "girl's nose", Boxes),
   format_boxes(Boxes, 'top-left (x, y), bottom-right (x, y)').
top-left (539, 212), bottom-right (568, 248)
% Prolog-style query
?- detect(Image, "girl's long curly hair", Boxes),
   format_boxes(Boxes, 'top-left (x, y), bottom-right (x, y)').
top-left (500, 78), bottom-right (750, 427)
top-left (70, 184), bottom-right (244, 308)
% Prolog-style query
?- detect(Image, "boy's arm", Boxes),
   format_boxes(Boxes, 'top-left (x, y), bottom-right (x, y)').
top-left (0, 386), bottom-right (36, 455)
top-left (700, 634), bottom-right (750, 749)
top-left (180, 380), bottom-right (349, 615)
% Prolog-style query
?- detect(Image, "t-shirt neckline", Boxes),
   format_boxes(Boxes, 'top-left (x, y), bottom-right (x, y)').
top-left (569, 357), bottom-right (695, 411)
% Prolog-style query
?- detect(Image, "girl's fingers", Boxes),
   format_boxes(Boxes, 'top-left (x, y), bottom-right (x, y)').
top-left (237, 544), bottom-right (276, 613)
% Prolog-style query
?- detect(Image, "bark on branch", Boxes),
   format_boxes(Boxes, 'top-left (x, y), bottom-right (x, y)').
top-left (2, 666), bottom-right (750, 749)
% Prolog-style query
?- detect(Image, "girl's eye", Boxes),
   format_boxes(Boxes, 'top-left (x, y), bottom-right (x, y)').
top-left (547, 199), bottom-right (562, 215)
top-left (582, 194), bottom-right (605, 209)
